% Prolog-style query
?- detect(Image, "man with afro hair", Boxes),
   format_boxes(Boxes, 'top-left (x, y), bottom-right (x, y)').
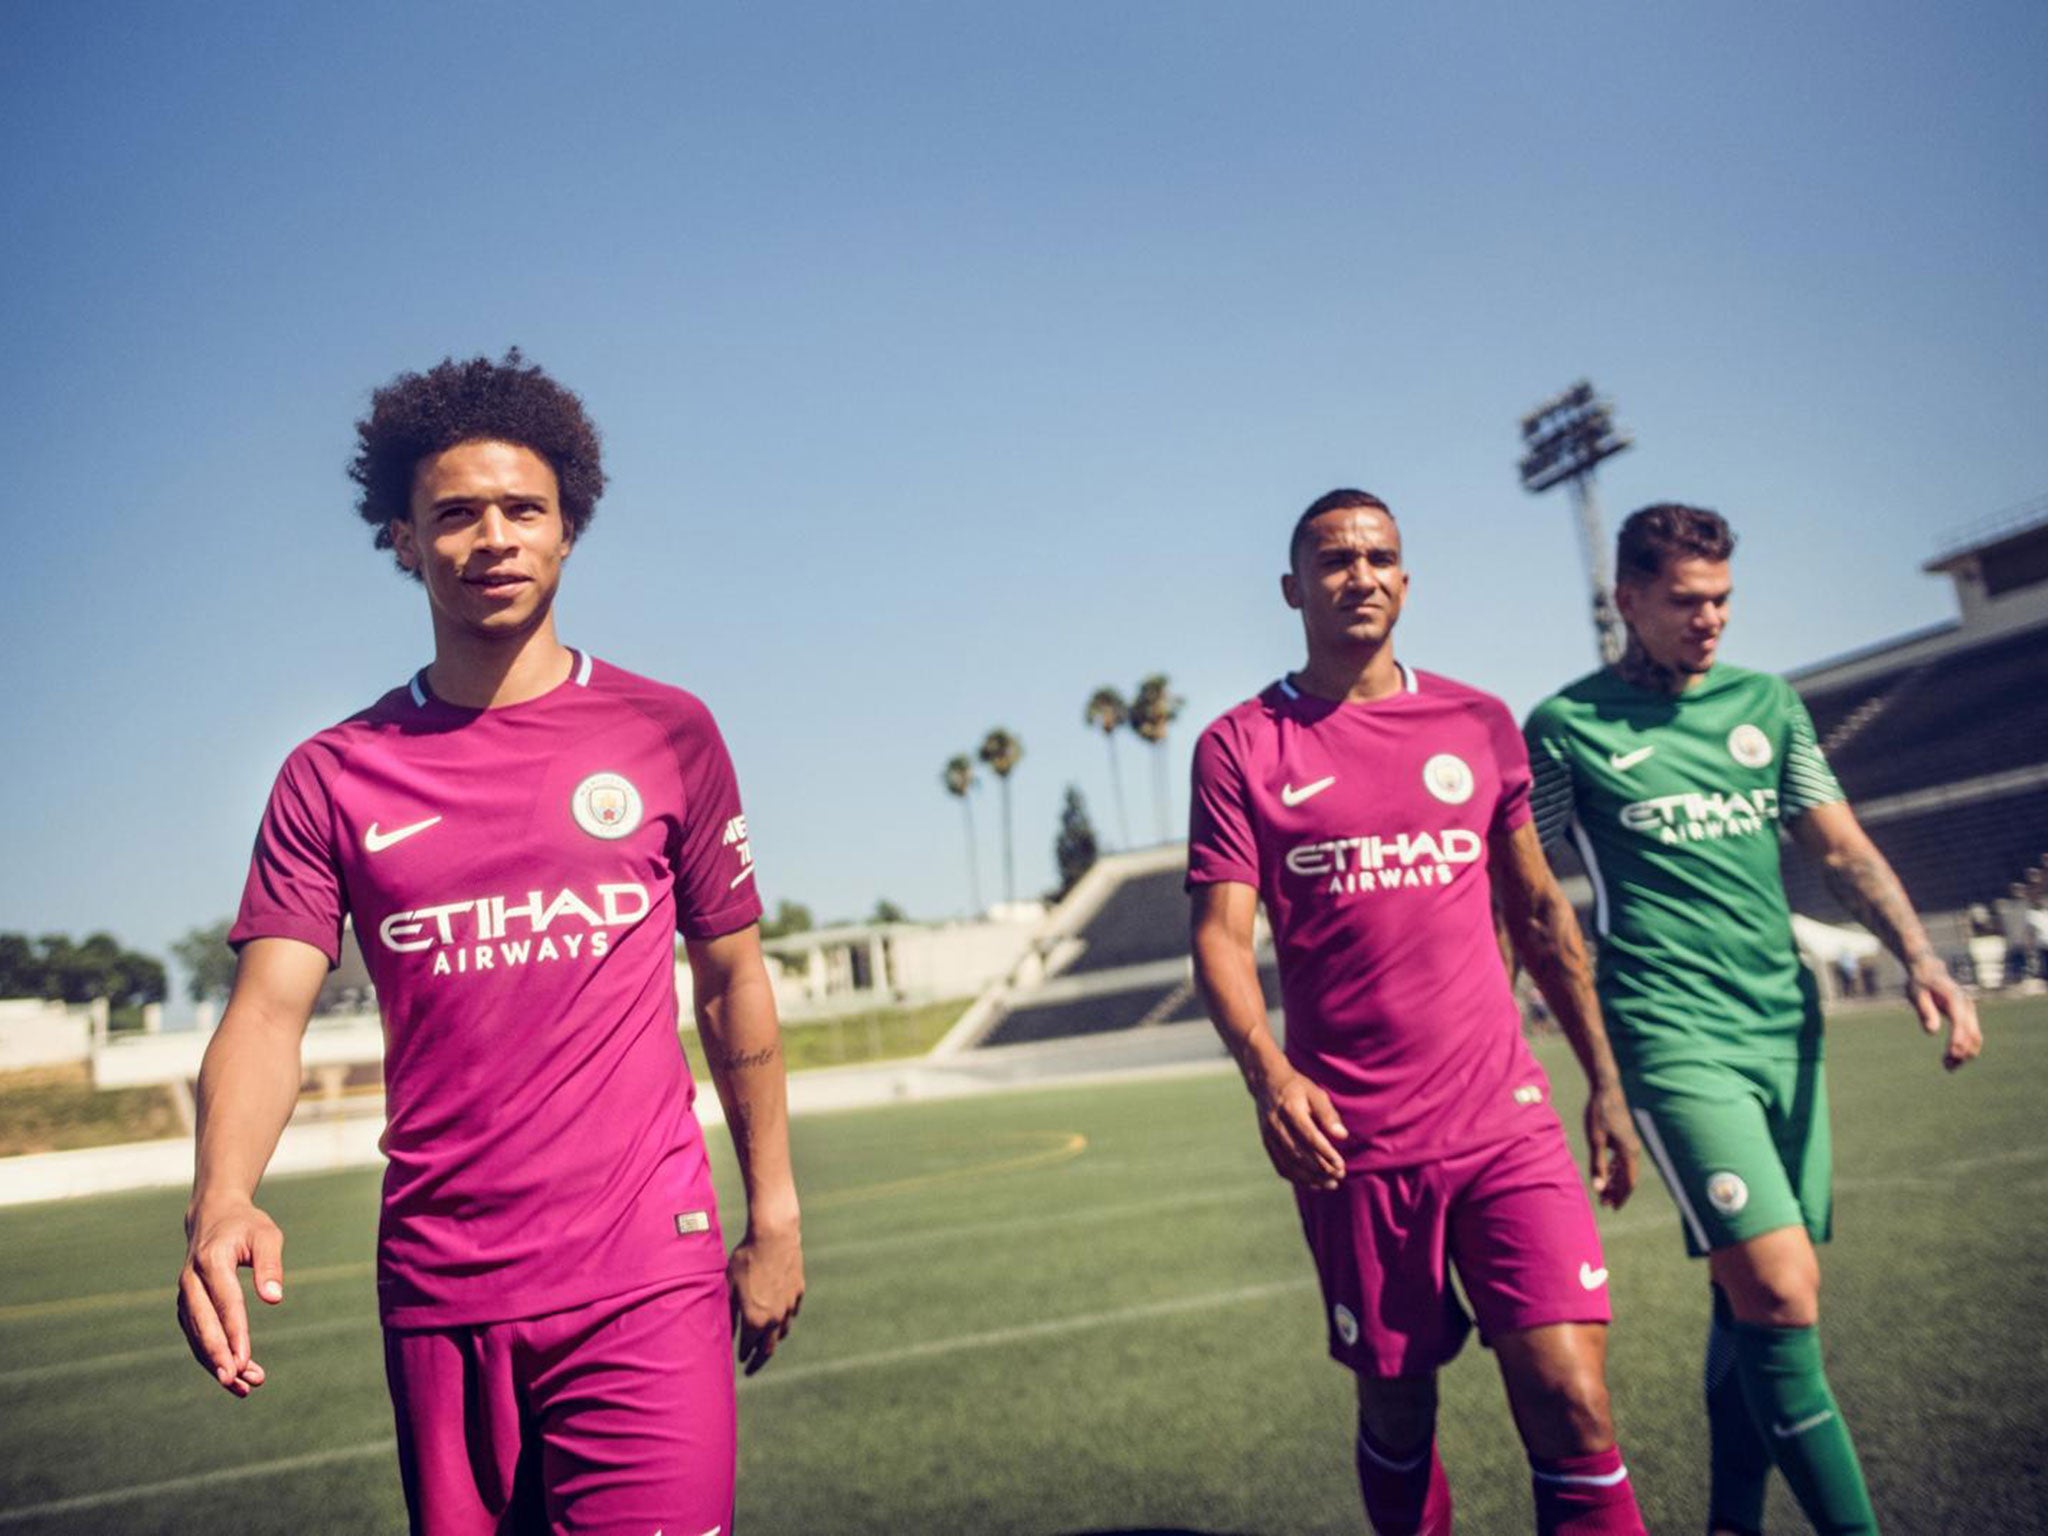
top-left (179, 350), bottom-right (802, 1535)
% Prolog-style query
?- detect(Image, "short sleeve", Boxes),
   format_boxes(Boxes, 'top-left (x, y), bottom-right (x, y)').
top-left (1186, 722), bottom-right (1260, 890)
top-left (229, 744), bottom-right (347, 966)
top-left (1779, 685), bottom-right (1845, 818)
top-left (669, 700), bottom-right (766, 940)
top-left (1522, 704), bottom-right (1579, 852)
top-left (1484, 697), bottom-right (1533, 838)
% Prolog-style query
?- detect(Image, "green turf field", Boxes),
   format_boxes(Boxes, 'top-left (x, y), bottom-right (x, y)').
top-left (2, 999), bottom-right (2042, 1533)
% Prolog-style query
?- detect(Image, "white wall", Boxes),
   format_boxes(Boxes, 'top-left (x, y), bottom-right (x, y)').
top-left (0, 998), bottom-right (92, 1070)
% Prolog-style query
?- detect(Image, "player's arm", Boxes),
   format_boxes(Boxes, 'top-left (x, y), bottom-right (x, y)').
top-left (178, 936), bottom-right (327, 1397)
top-left (686, 923), bottom-right (804, 1374)
top-left (1190, 881), bottom-right (1347, 1191)
top-left (1788, 801), bottom-right (1982, 1069)
top-left (1492, 820), bottom-right (1639, 1208)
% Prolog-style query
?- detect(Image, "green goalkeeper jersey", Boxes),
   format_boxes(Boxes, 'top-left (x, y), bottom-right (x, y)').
top-left (1524, 663), bottom-right (1845, 1073)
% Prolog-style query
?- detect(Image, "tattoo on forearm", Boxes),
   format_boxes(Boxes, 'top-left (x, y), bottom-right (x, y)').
top-left (711, 1043), bottom-right (780, 1071)
top-left (1824, 851), bottom-right (1931, 963)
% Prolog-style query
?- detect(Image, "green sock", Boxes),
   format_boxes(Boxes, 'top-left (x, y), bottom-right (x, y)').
top-left (1705, 1288), bottom-right (1770, 1534)
top-left (1729, 1318), bottom-right (1879, 1534)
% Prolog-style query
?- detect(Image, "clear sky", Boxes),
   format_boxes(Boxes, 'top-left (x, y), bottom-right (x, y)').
top-left (4, 1), bottom-right (2044, 1007)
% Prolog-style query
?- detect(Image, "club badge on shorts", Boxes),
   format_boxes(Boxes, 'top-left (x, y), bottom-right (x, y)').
top-left (572, 772), bottom-right (643, 839)
top-left (1706, 1170), bottom-right (1749, 1214)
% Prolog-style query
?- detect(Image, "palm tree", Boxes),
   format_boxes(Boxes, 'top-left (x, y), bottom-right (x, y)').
top-left (978, 727), bottom-right (1024, 905)
top-left (942, 754), bottom-right (983, 915)
top-left (1128, 673), bottom-right (1184, 843)
top-left (1083, 686), bottom-right (1132, 850)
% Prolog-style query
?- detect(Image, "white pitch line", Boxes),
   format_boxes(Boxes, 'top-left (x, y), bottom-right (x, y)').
top-left (802, 1178), bottom-right (1277, 1261)
top-left (0, 1442), bottom-right (392, 1527)
top-left (742, 1277), bottom-right (1314, 1391)
top-left (0, 1277), bottom-right (1313, 1525)
top-left (0, 1316), bottom-right (368, 1390)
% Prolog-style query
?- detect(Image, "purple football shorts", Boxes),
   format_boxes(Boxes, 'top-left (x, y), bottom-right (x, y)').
top-left (1295, 1123), bottom-right (1612, 1378)
top-left (382, 1269), bottom-right (735, 1535)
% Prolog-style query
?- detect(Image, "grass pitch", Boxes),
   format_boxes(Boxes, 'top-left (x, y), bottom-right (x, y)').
top-left (1, 998), bottom-right (2043, 1533)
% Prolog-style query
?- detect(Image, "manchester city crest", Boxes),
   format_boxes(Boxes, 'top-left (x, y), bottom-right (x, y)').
top-left (572, 772), bottom-right (644, 839)
top-left (1726, 724), bottom-right (1773, 769)
top-left (1422, 753), bottom-right (1475, 805)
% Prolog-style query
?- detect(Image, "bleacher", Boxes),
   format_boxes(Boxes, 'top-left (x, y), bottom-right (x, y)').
top-left (1782, 785), bottom-right (2048, 922)
top-left (1782, 503), bottom-right (2048, 933)
top-left (1055, 868), bottom-right (1193, 975)
top-left (972, 848), bottom-right (1281, 1048)
top-left (1801, 627), bottom-right (2048, 803)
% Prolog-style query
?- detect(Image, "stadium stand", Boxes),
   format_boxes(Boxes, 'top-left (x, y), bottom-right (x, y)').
top-left (960, 844), bottom-right (1279, 1049)
top-left (1782, 496), bottom-right (2048, 945)
top-left (1055, 867), bottom-right (1196, 976)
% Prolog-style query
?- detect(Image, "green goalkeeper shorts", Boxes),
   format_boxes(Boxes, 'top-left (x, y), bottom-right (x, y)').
top-left (1625, 1056), bottom-right (1832, 1259)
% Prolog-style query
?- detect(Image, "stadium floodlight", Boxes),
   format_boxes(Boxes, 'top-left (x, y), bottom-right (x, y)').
top-left (1519, 380), bottom-right (1633, 664)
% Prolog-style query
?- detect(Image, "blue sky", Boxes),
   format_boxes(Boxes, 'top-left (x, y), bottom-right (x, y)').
top-left (3, 2), bottom-right (2044, 1004)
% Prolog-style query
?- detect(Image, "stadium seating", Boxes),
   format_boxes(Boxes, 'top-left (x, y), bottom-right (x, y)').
top-left (983, 964), bottom-right (1279, 1047)
top-left (1801, 627), bottom-right (2048, 802)
top-left (1055, 868), bottom-right (1196, 975)
top-left (1780, 786), bottom-right (2048, 924)
top-left (973, 851), bottom-right (1283, 1047)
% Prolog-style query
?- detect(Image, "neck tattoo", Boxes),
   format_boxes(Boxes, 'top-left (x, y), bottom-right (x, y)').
top-left (1614, 639), bottom-right (1686, 696)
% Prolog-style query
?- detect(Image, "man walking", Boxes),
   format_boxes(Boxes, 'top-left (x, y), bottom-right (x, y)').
top-left (178, 351), bottom-right (802, 1535)
top-left (1190, 489), bottom-right (1648, 1534)
top-left (1525, 502), bottom-right (1980, 1534)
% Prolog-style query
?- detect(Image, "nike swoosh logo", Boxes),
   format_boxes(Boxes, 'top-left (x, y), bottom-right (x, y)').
top-left (1579, 1262), bottom-right (1609, 1290)
top-left (365, 816), bottom-right (443, 853)
top-left (1609, 745), bottom-right (1655, 771)
top-left (1281, 776), bottom-right (1336, 807)
top-left (1772, 1410), bottom-right (1835, 1439)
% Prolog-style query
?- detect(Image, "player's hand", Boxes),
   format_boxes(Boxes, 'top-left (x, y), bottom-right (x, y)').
top-left (728, 1222), bottom-right (803, 1377)
top-left (1249, 1065), bottom-right (1349, 1191)
top-left (1584, 1083), bottom-right (1638, 1210)
top-left (177, 1196), bottom-right (285, 1397)
top-left (1907, 957), bottom-right (1981, 1071)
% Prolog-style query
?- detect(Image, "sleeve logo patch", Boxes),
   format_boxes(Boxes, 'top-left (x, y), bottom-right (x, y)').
top-left (1726, 724), bottom-right (1773, 769)
top-left (674, 1210), bottom-right (712, 1235)
top-left (573, 772), bottom-right (643, 839)
top-left (1422, 753), bottom-right (1475, 805)
top-left (1332, 1304), bottom-right (1361, 1347)
top-left (1513, 1083), bottom-right (1545, 1106)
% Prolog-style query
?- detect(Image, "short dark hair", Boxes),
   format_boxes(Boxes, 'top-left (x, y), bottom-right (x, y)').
top-left (1290, 488), bottom-right (1393, 567)
top-left (350, 349), bottom-right (606, 570)
top-left (1615, 503), bottom-right (1735, 584)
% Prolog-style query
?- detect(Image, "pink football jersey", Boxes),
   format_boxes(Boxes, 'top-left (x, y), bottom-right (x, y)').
top-left (1189, 666), bottom-right (1553, 1169)
top-left (231, 652), bottom-right (763, 1326)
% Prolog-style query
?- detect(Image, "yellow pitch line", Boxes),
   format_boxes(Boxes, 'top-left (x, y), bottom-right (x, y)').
top-left (0, 1260), bottom-right (373, 1323)
top-left (806, 1131), bottom-right (1089, 1210)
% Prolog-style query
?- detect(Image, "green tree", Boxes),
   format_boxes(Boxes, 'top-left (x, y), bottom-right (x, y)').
top-left (1084, 686), bottom-right (1132, 850)
top-left (0, 930), bottom-right (165, 1009)
top-left (1129, 673), bottom-right (1185, 843)
top-left (0, 932), bottom-right (43, 997)
top-left (171, 919), bottom-right (238, 1003)
top-left (760, 900), bottom-right (816, 941)
top-left (1052, 785), bottom-right (1100, 900)
top-left (942, 753), bottom-right (984, 915)
top-left (870, 898), bottom-right (908, 924)
top-left (978, 728), bottom-right (1025, 905)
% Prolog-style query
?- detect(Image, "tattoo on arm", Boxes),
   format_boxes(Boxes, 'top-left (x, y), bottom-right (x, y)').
top-left (710, 1043), bottom-right (781, 1072)
top-left (1824, 849), bottom-right (1934, 966)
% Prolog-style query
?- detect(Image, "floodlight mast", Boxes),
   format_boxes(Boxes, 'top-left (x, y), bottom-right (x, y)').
top-left (1519, 381), bottom-right (1633, 665)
